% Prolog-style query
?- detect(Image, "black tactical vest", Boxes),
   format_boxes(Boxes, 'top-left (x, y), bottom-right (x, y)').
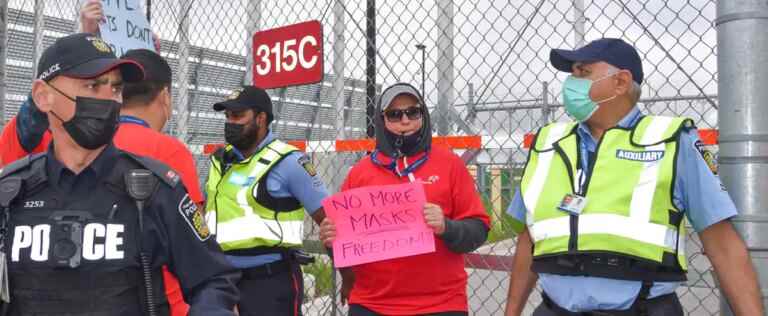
top-left (0, 153), bottom-right (169, 316)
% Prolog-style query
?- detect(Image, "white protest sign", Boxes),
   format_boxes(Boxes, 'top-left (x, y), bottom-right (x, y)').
top-left (97, 0), bottom-right (154, 56)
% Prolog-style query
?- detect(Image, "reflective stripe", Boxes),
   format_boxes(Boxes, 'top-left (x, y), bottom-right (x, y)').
top-left (209, 210), bottom-right (305, 245)
top-left (531, 213), bottom-right (678, 249)
top-left (524, 123), bottom-right (569, 226)
top-left (629, 117), bottom-right (674, 223)
top-left (211, 141), bottom-right (305, 248)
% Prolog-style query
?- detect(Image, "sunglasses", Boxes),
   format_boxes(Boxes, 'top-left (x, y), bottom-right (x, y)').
top-left (383, 106), bottom-right (423, 122)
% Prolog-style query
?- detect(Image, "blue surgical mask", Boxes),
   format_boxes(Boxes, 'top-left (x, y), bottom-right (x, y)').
top-left (562, 73), bottom-right (617, 122)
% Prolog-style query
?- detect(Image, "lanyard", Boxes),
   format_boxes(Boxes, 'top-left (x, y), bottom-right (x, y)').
top-left (119, 115), bottom-right (150, 128)
top-left (371, 149), bottom-right (429, 182)
top-left (576, 140), bottom-right (595, 195)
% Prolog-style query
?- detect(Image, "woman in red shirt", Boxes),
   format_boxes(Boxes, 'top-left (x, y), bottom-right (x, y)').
top-left (320, 83), bottom-right (491, 315)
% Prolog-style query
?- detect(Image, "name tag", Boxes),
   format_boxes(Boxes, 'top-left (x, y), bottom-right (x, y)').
top-left (557, 194), bottom-right (588, 215)
top-left (228, 173), bottom-right (255, 186)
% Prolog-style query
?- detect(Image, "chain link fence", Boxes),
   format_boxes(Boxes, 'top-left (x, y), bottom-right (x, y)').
top-left (1, 0), bottom-right (723, 315)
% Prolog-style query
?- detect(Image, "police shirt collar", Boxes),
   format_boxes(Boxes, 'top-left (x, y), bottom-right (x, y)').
top-left (227, 129), bottom-right (275, 162)
top-left (577, 106), bottom-right (641, 137)
top-left (255, 129), bottom-right (275, 152)
top-left (46, 142), bottom-right (120, 184)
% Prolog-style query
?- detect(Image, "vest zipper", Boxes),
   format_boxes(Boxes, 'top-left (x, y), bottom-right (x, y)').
top-left (570, 132), bottom-right (605, 252)
top-left (553, 141), bottom-right (579, 253)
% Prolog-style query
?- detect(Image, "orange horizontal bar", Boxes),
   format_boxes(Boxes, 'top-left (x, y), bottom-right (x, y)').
top-left (335, 139), bottom-right (375, 152)
top-left (698, 129), bottom-right (718, 146)
top-left (287, 140), bottom-right (307, 152)
top-left (522, 129), bottom-right (720, 149)
top-left (433, 135), bottom-right (482, 149)
top-left (203, 143), bottom-right (224, 155)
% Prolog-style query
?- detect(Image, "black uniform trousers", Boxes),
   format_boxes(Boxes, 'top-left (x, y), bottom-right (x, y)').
top-left (348, 304), bottom-right (468, 316)
top-left (237, 259), bottom-right (304, 316)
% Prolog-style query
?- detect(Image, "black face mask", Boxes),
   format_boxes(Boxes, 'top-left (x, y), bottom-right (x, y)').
top-left (48, 86), bottom-right (121, 150)
top-left (225, 121), bottom-right (259, 152)
top-left (384, 129), bottom-right (422, 156)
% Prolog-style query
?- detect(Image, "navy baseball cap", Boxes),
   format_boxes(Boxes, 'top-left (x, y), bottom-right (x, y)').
top-left (550, 38), bottom-right (644, 84)
top-left (213, 86), bottom-right (274, 121)
top-left (36, 33), bottom-right (144, 82)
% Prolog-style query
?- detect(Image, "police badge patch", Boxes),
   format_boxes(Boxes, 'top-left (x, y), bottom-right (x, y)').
top-left (695, 140), bottom-right (718, 175)
top-left (177, 194), bottom-right (211, 241)
top-left (297, 155), bottom-right (317, 177)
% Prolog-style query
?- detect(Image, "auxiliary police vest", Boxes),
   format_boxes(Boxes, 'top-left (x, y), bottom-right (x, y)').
top-left (0, 152), bottom-right (172, 315)
top-left (206, 140), bottom-right (306, 252)
top-left (521, 116), bottom-right (693, 282)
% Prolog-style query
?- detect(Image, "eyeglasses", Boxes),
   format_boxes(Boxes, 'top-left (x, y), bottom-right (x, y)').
top-left (383, 106), bottom-right (422, 122)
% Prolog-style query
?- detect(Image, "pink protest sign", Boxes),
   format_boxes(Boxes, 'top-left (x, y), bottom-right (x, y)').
top-left (323, 182), bottom-right (435, 268)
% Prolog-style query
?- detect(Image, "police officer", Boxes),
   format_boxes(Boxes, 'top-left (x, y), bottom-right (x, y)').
top-left (206, 86), bottom-right (329, 316)
top-left (503, 38), bottom-right (764, 315)
top-left (0, 33), bottom-right (240, 315)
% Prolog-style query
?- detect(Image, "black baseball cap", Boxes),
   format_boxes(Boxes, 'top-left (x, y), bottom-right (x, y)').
top-left (122, 49), bottom-right (171, 84)
top-left (550, 38), bottom-right (644, 84)
top-left (213, 86), bottom-right (273, 120)
top-left (36, 33), bottom-right (144, 82)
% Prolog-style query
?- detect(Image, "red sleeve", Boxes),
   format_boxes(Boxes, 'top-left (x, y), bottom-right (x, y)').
top-left (0, 117), bottom-right (51, 166)
top-left (161, 142), bottom-right (205, 205)
top-left (449, 154), bottom-right (491, 228)
top-left (340, 166), bottom-right (355, 192)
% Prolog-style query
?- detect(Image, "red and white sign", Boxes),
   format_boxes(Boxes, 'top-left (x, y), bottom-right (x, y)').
top-left (252, 20), bottom-right (323, 89)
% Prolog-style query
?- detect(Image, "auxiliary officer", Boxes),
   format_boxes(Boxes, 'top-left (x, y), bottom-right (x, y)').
top-left (205, 86), bottom-right (329, 316)
top-left (503, 38), bottom-right (764, 316)
top-left (0, 33), bottom-right (240, 316)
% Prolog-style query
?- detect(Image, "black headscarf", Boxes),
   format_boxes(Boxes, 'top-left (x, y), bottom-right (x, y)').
top-left (374, 83), bottom-right (432, 157)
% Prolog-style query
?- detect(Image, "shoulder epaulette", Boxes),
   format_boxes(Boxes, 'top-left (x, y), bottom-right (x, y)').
top-left (121, 152), bottom-right (180, 188)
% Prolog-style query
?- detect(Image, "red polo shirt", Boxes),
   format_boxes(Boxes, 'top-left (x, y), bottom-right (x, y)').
top-left (342, 146), bottom-right (490, 315)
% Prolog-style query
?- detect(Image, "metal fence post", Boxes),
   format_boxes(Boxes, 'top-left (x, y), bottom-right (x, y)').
top-left (540, 81), bottom-right (550, 126)
top-left (0, 0), bottom-right (7, 126)
top-left (31, 0), bottom-right (44, 78)
top-left (572, 0), bottom-right (585, 48)
top-left (436, 0), bottom-right (454, 136)
top-left (365, 0), bottom-right (376, 138)
top-left (333, 0), bottom-right (346, 140)
top-left (244, 0), bottom-right (260, 86)
top-left (175, 0), bottom-right (191, 143)
top-left (716, 1), bottom-right (768, 314)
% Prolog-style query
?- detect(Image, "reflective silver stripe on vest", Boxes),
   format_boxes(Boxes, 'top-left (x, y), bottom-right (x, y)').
top-left (524, 123), bottom-right (570, 226)
top-left (628, 116), bottom-right (674, 224)
top-left (530, 213), bottom-right (678, 249)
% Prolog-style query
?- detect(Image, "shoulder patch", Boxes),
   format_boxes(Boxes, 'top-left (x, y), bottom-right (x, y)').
top-left (695, 139), bottom-right (718, 175)
top-left (177, 194), bottom-right (211, 241)
top-left (297, 154), bottom-right (317, 177)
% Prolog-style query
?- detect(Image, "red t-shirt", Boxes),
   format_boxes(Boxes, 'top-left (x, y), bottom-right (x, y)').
top-left (342, 146), bottom-right (490, 315)
top-left (0, 119), bottom-right (197, 316)
top-left (113, 123), bottom-right (204, 204)
top-left (0, 117), bottom-right (52, 166)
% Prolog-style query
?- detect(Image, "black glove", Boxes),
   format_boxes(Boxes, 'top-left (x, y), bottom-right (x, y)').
top-left (16, 95), bottom-right (49, 152)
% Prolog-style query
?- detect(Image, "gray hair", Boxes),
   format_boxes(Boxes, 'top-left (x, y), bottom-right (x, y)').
top-left (630, 81), bottom-right (642, 104)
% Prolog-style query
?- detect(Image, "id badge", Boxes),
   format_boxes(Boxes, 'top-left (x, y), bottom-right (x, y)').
top-left (557, 194), bottom-right (587, 215)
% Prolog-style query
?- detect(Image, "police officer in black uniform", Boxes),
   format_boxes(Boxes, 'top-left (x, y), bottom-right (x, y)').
top-left (0, 33), bottom-right (240, 316)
